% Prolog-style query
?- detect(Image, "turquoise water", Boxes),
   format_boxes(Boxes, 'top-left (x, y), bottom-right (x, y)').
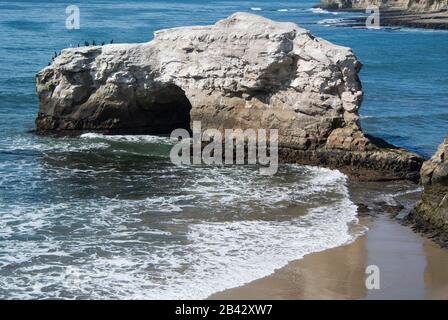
top-left (0, 0), bottom-right (446, 299)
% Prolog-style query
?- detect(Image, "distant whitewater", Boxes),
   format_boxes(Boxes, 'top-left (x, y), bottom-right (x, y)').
top-left (309, 7), bottom-right (340, 15)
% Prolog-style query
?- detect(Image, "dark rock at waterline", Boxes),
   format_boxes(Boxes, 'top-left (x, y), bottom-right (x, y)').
top-left (373, 200), bottom-right (405, 216)
top-left (355, 203), bottom-right (371, 216)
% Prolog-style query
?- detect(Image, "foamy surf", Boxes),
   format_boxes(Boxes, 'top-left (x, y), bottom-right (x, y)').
top-left (0, 151), bottom-right (363, 299)
top-left (317, 18), bottom-right (346, 26)
top-left (309, 8), bottom-right (339, 15)
top-left (80, 132), bottom-right (174, 144)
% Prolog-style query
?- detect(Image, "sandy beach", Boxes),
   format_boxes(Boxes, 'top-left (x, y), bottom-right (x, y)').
top-left (210, 215), bottom-right (448, 300)
top-left (210, 182), bottom-right (448, 300)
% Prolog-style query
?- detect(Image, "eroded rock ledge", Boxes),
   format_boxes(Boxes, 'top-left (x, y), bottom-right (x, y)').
top-left (410, 137), bottom-right (448, 245)
top-left (320, 0), bottom-right (448, 11)
top-left (35, 12), bottom-right (422, 181)
top-left (319, 0), bottom-right (448, 29)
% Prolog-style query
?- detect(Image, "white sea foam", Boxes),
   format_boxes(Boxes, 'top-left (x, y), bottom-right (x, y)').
top-left (390, 187), bottom-right (423, 197)
top-left (309, 8), bottom-right (339, 15)
top-left (318, 18), bottom-right (345, 26)
top-left (174, 199), bottom-right (359, 299)
top-left (375, 185), bottom-right (422, 206)
top-left (277, 9), bottom-right (288, 12)
top-left (80, 132), bottom-right (173, 144)
top-left (2, 135), bottom-right (109, 153)
top-left (0, 163), bottom-right (363, 299)
top-left (250, 7), bottom-right (262, 11)
top-left (0, 133), bottom-right (362, 299)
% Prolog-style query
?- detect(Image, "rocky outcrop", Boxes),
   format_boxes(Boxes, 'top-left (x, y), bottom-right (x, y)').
top-left (319, 0), bottom-right (448, 29)
top-left (420, 138), bottom-right (448, 186)
top-left (35, 12), bottom-right (422, 181)
top-left (411, 138), bottom-right (448, 245)
top-left (320, 0), bottom-right (448, 11)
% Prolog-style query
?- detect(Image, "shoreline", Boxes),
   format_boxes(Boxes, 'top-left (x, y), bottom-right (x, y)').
top-left (209, 180), bottom-right (448, 300)
top-left (317, 7), bottom-right (448, 30)
top-left (209, 216), bottom-right (448, 300)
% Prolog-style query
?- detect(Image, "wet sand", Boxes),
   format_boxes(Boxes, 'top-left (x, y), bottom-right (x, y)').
top-left (209, 215), bottom-right (448, 299)
top-left (209, 180), bottom-right (448, 300)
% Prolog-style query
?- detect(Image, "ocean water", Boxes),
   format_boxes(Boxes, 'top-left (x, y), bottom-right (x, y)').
top-left (0, 0), bottom-right (446, 299)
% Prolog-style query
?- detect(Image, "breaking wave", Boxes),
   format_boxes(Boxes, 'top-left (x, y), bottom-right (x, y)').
top-left (309, 8), bottom-right (340, 15)
top-left (0, 133), bottom-right (363, 299)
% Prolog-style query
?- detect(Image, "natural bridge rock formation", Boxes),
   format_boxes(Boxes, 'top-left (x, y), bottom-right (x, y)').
top-left (411, 137), bottom-right (448, 245)
top-left (35, 12), bottom-right (422, 180)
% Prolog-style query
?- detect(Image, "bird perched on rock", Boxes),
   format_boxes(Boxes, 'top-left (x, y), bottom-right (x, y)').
top-left (84, 41), bottom-right (89, 46)
top-left (110, 39), bottom-right (114, 44)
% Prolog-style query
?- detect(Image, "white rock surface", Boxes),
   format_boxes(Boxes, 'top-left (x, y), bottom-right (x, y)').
top-left (35, 12), bottom-right (422, 180)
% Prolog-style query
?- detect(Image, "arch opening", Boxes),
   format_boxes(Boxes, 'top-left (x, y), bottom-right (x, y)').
top-left (137, 84), bottom-right (192, 134)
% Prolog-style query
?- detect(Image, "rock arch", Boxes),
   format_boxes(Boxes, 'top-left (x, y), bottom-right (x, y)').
top-left (35, 13), bottom-right (423, 180)
top-left (135, 83), bottom-right (192, 134)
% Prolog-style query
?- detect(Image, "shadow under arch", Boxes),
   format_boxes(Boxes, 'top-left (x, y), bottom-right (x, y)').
top-left (135, 83), bottom-right (192, 135)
